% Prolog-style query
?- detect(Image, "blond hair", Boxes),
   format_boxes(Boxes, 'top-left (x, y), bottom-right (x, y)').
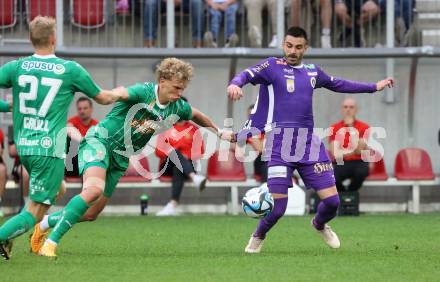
top-left (29, 16), bottom-right (56, 48)
top-left (156, 58), bottom-right (193, 83)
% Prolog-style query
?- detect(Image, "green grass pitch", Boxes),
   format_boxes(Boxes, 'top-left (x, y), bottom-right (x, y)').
top-left (1, 214), bottom-right (439, 281)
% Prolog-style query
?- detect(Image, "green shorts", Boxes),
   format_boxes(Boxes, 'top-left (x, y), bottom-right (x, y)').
top-left (20, 155), bottom-right (65, 205)
top-left (78, 136), bottom-right (128, 198)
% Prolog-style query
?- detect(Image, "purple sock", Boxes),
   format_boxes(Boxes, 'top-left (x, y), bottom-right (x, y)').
top-left (254, 197), bottom-right (288, 239)
top-left (313, 194), bottom-right (340, 230)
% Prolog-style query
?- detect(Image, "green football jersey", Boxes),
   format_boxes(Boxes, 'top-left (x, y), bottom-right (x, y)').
top-left (0, 54), bottom-right (101, 158)
top-left (90, 82), bottom-right (192, 158)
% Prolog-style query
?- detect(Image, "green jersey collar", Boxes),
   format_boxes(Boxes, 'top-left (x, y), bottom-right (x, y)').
top-left (32, 54), bottom-right (57, 59)
top-left (154, 84), bottom-right (169, 109)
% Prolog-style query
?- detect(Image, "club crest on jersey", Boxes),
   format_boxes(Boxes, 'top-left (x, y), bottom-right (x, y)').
top-left (310, 77), bottom-right (316, 88)
top-left (286, 79), bottom-right (295, 93)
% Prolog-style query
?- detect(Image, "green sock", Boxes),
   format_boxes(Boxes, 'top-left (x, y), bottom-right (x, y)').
top-left (0, 210), bottom-right (36, 241)
top-left (48, 210), bottom-right (63, 228)
top-left (48, 195), bottom-right (90, 244)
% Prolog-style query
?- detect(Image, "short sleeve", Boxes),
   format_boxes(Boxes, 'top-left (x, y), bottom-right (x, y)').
top-left (179, 101), bottom-right (192, 121)
top-left (0, 60), bottom-right (17, 89)
top-left (72, 62), bottom-right (101, 98)
top-left (127, 83), bottom-right (148, 103)
top-left (127, 83), bottom-right (157, 104)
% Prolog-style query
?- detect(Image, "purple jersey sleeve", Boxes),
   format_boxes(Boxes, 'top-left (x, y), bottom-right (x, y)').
top-left (229, 58), bottom-right (274, 87)
top-left (316, 66), bottom-right (377, 93)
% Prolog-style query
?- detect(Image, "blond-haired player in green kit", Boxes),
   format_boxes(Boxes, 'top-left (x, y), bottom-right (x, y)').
top-left (0, 16), bottom-right (127, 260)
top-left (31, 57), bottom-right (225, 258)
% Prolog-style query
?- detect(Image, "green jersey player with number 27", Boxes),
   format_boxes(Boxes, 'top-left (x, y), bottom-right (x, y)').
top-left (0, 16), bottom-right (126, 260)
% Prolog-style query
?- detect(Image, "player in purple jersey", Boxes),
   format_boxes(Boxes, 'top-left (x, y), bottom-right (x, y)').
top-left (226, 27), bottom-right (394, 253)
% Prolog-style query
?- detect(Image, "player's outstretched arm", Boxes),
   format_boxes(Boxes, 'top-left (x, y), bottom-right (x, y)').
top-left (191, 107), bottom-right (219, 133)
top-left (227, 59), bottom-right (273, 101)
top-left (191, 107), bottom-right (234, 141)
top-left (93, 86), bottom-right (129, 105)
top-left (375, 77), bottom-right (394, 91)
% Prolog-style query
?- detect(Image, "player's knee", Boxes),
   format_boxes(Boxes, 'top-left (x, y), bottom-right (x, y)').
top-left (82, 177), bottom-right (105, 203)
top-left (271, 207), bottom-right (286, 219)
top-left (81, 187), bottom-right (103, 204)
top-left (323, 194), bottom-right (340, 210)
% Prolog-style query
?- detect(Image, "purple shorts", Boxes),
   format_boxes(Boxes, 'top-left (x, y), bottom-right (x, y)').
top-left (264, 129), bottom-right (336, 194)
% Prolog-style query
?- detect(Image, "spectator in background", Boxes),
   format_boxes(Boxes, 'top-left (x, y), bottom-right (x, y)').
top-left (0, 128), bottom-right (7, 217)
top-left (395, 0), bottom-right (415, 32)
top-left (204, 0), bottom-right (239, 48)
top-left (144, 0), bottom-right (205, 48)
top-left (115, 0), bottom-right (130, 15)
top-left (290, 0), bottom-right (333, 48)
top-left (155, 98), bottom-right (206, 216)
top-left (329, 98), bottom-right (370, 192)
top-left (66, 97), bottom-right (98, 177)
top-left (381, 0), bottom-right (415, 45)
top-left (246, 105), bottom-right (267, 183)
top-left (244, 0), bottom-right (279, 48)
top-left (334, 0), bottom-right (383, 47)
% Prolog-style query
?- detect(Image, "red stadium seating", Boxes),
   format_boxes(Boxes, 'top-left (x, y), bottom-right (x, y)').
top-left (65, 176), bottom-right (81, 183)
top-left (207, 150), bottom-right (246, 181)
top-left (0, 0), bottom-right (17, 28)
top-left (70, 0), bottom-right (105, 28)
top-left (394, 148), bottom-right (435, 180)
top-left (120, 156), bottom-right (152, 182)
top-left (366, 158), bottom-right (388, 181)
top-left (26, 0), bottom-right (56, 22)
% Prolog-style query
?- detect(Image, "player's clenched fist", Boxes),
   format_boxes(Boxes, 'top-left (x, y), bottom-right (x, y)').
top-left (375, 77), bottom-right (394, 91)
top-left (227, 84), bottom-right (244, 101)
top-left (218, 129), bottom-right (237, 143)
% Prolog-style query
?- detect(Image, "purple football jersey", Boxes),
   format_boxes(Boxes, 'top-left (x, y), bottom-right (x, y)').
top-left (231, 57), bottom-right (377, 134)
top-left (231, 57), bottom-right (376, 169)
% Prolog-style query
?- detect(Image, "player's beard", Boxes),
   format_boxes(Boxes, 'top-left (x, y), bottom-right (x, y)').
top-left (286, 54), bottom-right (299, 66)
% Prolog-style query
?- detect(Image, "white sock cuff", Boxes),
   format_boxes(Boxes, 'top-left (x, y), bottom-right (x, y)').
top-left (40, 215), bottom-right (50, 231)
top-left (47, 239), bottom-right (58, 246)
top-left (322, 28), bottom-right (331, 35)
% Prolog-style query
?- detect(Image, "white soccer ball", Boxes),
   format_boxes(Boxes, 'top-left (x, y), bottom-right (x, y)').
top-left (242, 186), bottom-right (274, 218)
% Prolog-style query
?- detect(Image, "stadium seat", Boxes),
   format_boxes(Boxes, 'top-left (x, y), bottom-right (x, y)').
top-left (207, 150), bottom-right (246, 181)
top-left (26, 0), bottom-right (56, 22)
top-left (120, 156), bottom-right (152, 182)
top-left (254, 173), bottom-right (262, 182)
top-left (70, 0), bottom-right (105, 28)
top-left (65, 176), bottom-right (81, 183)
top-left (0, 0), bottom-right (17, 28)
top-left (366, 155), bottom-right (388, 181)
top-left (394, 148), bottom-right (435, 180)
